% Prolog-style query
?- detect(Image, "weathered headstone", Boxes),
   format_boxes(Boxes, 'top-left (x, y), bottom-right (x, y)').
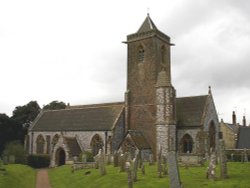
top-left (243, 148), bottom-right (248, 162)
top-left (98, 149), bottom-right (106, 176)
top-left (3, 156), bottom-right (8, 165)
top-left (9, 155), bottom-right (15, 164)
top-left (168, 151), bottom-right (182, 188)
top-left (82, 154), bottom-right (87, 163)
top-left (114, 151), bottom-right (119, 167)
top-left (120, 152), bottom-right (128, 172)
top-left (219, 140), bottom-right (227, 179)
top-left (149, 154), bottom-right (154, 165)
top-left (125, 162), bottom-right (133, 188)
top-left (131, 157), bottom-right (138, 182)
top-left (207, 151), bottom-right (216, 180)
top-left (141, 162), bottom-right (145, 175)
top-left (106, 154), bottom-right (112, 165)
top-left (162, 156), bottom-right (168, 175)
top-left (230, 153), bottom-right (234, 162)
top-left (73, 156), bottom-right (78, 162)
top-left (157, 146), bottom-right (163, 178)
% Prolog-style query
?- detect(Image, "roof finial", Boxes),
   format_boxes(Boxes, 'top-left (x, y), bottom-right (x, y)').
top-left (208, 85), bottom-right (212, 95)
top-left (147, 8), bottom-right (150, 16)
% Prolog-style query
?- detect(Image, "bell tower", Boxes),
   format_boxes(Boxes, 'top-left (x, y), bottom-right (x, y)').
top-left (124, 14), bottom-right (174, 155)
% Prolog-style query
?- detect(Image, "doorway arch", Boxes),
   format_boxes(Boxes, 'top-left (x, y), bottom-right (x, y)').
top-left (55, 148), bottom-right (66, 166)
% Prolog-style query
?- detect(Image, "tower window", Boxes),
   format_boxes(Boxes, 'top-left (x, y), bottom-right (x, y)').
top-left (138, 46), bottom-right (145, 62)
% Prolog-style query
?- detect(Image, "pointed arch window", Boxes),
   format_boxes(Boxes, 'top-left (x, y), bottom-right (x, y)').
top-left (36, 134), bottom-right (45, 154)
top-left (138, 45), bottom-right (145, 62)
top-left (181, 134), bottom-right (193, 153)
top-left (90, 134), bottom-right (104, 156)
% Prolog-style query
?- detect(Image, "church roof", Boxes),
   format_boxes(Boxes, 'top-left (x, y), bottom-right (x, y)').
top-left (137, 14), bottom-right (158, 33)
top-left (64, 136), bottom-right (82, 157)
top-left (30, 102), bottom-right (124, 131)
top-left (126, 130), bottom-right (151, 150)
top-left (176, 95), bottom-right (208, 127)
top-left (237, 126), bottom-right (250, 149)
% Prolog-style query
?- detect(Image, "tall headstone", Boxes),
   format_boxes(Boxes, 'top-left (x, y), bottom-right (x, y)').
top-left (207, 151), bottom-right (216, 180)
top-left (96, 149), bottom-right (106, 176)
top-left (157, 146), bottom-right (163, 178)
top-left (114, 151), bottom-right (119, 167)
top-left (219, 140), bottom-right (227, 179)
top-left (125, 162), bottom-right (133, 188)
top-left (168, 151), bottom-right (182, 188)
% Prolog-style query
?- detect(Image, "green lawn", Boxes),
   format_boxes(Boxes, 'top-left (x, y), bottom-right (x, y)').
top-left (0, 164), bottom-right (36, 188)
top-left (49, 162), bottom-right (250, 188)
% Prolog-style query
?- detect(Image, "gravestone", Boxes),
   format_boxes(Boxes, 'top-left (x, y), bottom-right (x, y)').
top-left (125, 162), bottom-right (133, 188)
top-left (82, 154), bottom-right (87, 163)
top-left (131, 154), bottom-right (139, 182)
top-left (106, 154), bottom-right (112, 165)
top-left (98, 149), bottom-right (106, 176)
top-left (141, 162), bottom-right (145, 175)
top-left (113, 151), bottom-right (119, 167)
top-left (149, 154), bottom-right (154, 165)
top-left (120, 152), bottom-right (129, 172)
top-left (162, 156), bottom-right (168, 175)
top-left (218, 140), bottom-right (227, 179)
top-left (230, 153), bottom-right (234, 162)
top-left (9, 155), bottom-right (15, 164)
top-left (73, 156), bottom-right (78, 162)
top-left (157, 146), bottom-right (163, 178)
top-left (207, 151), bottom-right (216, 180)
top-left (243, 148), bottom-right (248, 162)
top-left (168, 151), bottom-right (182, 188)
top-left (3, 156), bottom-right (8, 165)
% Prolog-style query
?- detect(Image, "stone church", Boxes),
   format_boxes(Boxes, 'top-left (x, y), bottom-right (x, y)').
top-left (26, 14), bottom-right (219, 166)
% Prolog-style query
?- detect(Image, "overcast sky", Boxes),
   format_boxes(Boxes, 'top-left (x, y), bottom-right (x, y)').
top-left (0, 0), bottom-right (250, 125)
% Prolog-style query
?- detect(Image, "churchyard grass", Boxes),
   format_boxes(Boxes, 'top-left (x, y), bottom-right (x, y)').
top-left (0, 164), bottom-right (35, 188)
top-left (49, 162), bottom-right (250, 188)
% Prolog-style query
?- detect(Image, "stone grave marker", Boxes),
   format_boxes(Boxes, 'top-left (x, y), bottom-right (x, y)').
top-left (82, 154), bottom-right (87, 163)
top-left (149, 154), bottom-right (154, 165)
top-left (9, 155), bottom-right (15, 164)
top-left (157, 146), bottom-right (163, 178)
top-left (219, 140), bottom-right (227, 179)
top-left (113, 151), bottom-right (119, 167)
top-left (125, 161), bottom-right (133, 188)
top-left (98, 149), bottom-right (106, 176)
top-left (168, 151), bottom-right (182, 188)
top-left (162, 156), bottom-right (168, 175)
top-left (3, 156), bottom-right (8, 165)
top-left (207, 151), bottom-right (216, 180)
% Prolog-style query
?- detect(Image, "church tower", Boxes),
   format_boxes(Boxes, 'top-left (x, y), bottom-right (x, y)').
top-left (124, 14), bottom-right (174, 155)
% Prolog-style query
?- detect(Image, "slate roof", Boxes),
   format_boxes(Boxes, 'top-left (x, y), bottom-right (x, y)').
top-left (225, 123), bottom-right (239, 134)
top-left (237, 127), bottom-right (250, 149)
top-left (127, 130), bottom-right (151, 150)
top-left (176, 95), bottom-right (208, 127)
top-left (137, 14), bottom-right (158, 33)
top-left (31, 102), bottom-right (124, 131)
top-left (64, 137), bottom-right (82, 156)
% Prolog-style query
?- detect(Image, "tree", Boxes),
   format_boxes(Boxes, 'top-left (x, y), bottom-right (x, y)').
top-left (0, 114), bottom-right (13, 155)
top-left (43, 100), bottom-right (66, 110)
top-left (11, 101), bottom-right (41, 144)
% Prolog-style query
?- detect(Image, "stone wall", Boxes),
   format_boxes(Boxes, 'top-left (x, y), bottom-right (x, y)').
top-left (220, 123), bottom-right (237, 149)
top-left (28, 130), bottom-right (112, 155)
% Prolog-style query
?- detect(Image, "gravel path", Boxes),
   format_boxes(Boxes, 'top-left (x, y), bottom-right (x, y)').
top-left (36, 169), bottom-right (52, 188)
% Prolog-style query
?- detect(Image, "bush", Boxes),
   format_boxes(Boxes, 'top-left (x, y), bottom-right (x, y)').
top-left (2, 141), bottom-right (27, 164)
top-left (79, 151), bottom-right (94, 162)
top-left (27, 154), bottom-right (50, 168)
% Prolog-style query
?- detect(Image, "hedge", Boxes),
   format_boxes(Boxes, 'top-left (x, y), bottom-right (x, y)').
top-left (27, 154), bottom-right (50, 168)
